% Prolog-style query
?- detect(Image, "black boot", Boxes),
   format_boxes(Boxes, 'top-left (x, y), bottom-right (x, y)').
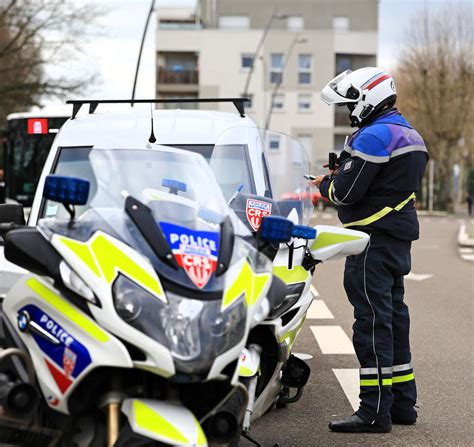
top-left (390, 408), bottom-right (417, 425)
top-left (329, 414), bottom-right (392, 433)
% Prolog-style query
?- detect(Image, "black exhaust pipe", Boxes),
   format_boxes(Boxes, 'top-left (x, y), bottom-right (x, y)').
top-left (205, 411), bottom-right (239, 444)
top-left (0, 373), bottom-right (39, 418)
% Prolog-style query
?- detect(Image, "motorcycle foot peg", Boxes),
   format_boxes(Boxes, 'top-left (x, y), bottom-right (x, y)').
top-left (280, 354), bottom-right (310, 389)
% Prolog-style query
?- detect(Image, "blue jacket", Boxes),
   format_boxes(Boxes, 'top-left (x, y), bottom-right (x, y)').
top-left (320, 109), bottom-right (429, 241)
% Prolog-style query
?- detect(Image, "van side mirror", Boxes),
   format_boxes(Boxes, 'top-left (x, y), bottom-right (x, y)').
top-left (0, 204), bottom-right (25, 235)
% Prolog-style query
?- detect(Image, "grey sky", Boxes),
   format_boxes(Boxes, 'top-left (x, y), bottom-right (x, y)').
top-left (44, 0), bottom-right (457, 107)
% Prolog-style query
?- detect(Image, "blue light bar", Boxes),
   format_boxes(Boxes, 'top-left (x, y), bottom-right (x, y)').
top-left (162, 178), bottom-right (187, 193)
top-left (43, 175), bottom-right (90, 206)
top-left (292, 225), bottom-right (317, 240)
top-left (259, 216), bottom-right (294, 243)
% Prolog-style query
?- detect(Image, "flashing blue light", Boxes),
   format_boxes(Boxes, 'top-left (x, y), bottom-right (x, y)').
top-left (292, 225), bottom-right (317, 240)
top-left (43, 175), bottom-right (90, 206)
top-left (162, 178), bottom-right (187, 193)
top-left (259, 216), bottom-right (294, 243)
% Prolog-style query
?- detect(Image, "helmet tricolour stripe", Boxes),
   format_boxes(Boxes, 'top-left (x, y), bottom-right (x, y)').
top-left (365, 74), bottom-right (391, 91)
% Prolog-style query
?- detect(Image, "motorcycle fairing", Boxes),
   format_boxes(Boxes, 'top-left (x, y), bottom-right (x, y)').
top-left (122, 398), bottom-right (207, 447)
top-left (309, 225), bottom-right (369, 261)
top-left (53, 231), bottom-right (166, 302)
top-left (50, 231), bottom-right (177, 377)
top-left (239, 347), bottom-right (261, 378)
top-left (3, 275), bottom-right (132, 414)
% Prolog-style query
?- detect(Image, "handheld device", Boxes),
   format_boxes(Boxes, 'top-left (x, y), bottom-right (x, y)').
top-left (304, 174), bottom-right (317, 181)
top-left (328, 152), bottom-right (337, 170)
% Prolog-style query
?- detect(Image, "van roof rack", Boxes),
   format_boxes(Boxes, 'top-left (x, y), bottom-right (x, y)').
top-left (66, 98), bottom-right (249, 119)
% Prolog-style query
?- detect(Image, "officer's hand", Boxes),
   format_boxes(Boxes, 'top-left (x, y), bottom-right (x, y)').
top-left (311, 175), bottom-right (325, 189)
top-left (322, 162), bottom-right (339, 175)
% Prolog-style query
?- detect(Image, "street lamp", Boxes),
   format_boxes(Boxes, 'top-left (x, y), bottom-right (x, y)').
top-left (242, 10), bottom-right (288, 97)
top-left (265, 36), bottom-right (308, 130)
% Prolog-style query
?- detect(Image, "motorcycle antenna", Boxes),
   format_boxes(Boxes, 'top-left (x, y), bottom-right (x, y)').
top-left (148, 103), bottom-right (157, 143)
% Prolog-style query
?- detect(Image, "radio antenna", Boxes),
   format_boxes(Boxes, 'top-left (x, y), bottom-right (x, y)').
top-left (148, 103), bottom-right (156, 143)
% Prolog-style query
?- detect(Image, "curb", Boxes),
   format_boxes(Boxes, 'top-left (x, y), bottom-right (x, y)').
top-left (458, 222), bottom-right (474, 247)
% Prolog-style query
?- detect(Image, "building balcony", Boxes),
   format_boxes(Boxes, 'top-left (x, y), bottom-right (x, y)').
top-left (158, 68), bottom-right (199, 85)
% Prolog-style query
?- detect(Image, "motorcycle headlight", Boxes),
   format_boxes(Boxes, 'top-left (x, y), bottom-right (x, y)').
top-left (112, 276), bottom-right (247, 374)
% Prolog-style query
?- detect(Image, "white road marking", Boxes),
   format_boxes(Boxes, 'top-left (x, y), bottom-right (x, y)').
top-left (293, 353), bottom-right (314, 361)
top-left (310, 285), bottom-right (319, 297)
top-left (459, 248), bottom-right (473, 254)
top-left (333, 369), bottom-right (360, 411)
top-left (307, 300), bottom-right (334, 319)
top-left (310, 326), bottom-right (355, 354)
top-left (405, 272), bottom-right (433, 281)
top-left (461, 254), bottom-right (474, 261)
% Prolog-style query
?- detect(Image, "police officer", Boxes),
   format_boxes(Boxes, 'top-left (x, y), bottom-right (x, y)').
top-left (311, 67), bottom-right (428, 433)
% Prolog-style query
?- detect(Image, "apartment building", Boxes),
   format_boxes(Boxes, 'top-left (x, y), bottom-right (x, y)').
top-left (156, 0), bottom-right (378, 171)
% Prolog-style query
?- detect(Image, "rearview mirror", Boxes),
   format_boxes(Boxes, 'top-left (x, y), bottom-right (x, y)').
top-left (258, 216), bottom-right (294, 243)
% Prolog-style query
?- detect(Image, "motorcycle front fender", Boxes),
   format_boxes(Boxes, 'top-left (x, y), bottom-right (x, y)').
top-left (121, 398), bottom-right (207, 447)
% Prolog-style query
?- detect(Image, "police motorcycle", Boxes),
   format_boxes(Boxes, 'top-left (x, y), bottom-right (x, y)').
top-left (0, 144), bottom-right (308, 446)
top-left (213, 128), bottom-right (369, 444)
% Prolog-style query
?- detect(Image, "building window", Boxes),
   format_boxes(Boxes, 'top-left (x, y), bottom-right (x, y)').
top-left (298, 93), bottom-right (312, 111)
top-left (219, 16), bottom-right (250, 29)
top-left (241, 54), bottom-right (254, 70)
top-left (272, 93), bottom-right (284, 110)
top-left (287, 16), bottom-right (304, 31)
top-left (268, 134), bottom-right (281, 151)
top-left (270, 53), bottom-right (284, 84)
top-left (298, 54), bottom-right (312, 85)
top-left (333, 16), bottom-right (349, 31)
top-left (335, 54), bottom-right (377, 76)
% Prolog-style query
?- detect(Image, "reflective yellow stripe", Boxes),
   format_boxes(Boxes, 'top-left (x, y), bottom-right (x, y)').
top-left (392, 373), bottom-right (414, 384)
top-left (27, 277), bottom-right (109, 343)
top-left (58, 233), bottom-right (164, 299)
top-left (344, 193), bottom-right (416, 228)
top-left (311, 232), bottom-right (363, 251)
top-left (239, 365), bottom-right (256, 377)
top-left (360, 379), bottom-right (392, 387)
top-left (223, 261), bottom-right (270, 309)
top-left (328, 180), bottom-right (336, 203)
top-left (195, 417), bottom-right (207, 446)
top-left (60, 237), bottom-right (101, 277)
top-left (133, 400), bottom-right (189, 444)
top-left (273, 265), bottom-right (309, 284)
top-left (91, 234), bottom-right (163, 295)
top-left (279, 316), bottom-right (306, 348)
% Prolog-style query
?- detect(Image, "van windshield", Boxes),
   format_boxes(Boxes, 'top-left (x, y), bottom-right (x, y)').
top-left (172, 144), bottom-right (256, 201)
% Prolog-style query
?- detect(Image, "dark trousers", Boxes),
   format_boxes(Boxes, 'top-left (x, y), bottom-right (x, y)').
top-left (344, 232), bottom-right (417, 425)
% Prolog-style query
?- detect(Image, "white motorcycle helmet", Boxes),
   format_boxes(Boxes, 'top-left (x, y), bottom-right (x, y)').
top-left (321, 67), bottom-right (397, 127)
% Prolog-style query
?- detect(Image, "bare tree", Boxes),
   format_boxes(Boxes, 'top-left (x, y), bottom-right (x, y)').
top-left (0, 0), bottom-right (102, 122)
top-left (395, 3), bottom-right (474, 211)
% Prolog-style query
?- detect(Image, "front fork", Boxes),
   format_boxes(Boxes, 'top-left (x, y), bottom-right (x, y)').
top-left (241, 344), bottom-right (262, 433)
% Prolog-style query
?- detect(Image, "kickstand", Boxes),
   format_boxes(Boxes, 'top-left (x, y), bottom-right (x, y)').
top-left (241, 432), bottom-right (262, 447)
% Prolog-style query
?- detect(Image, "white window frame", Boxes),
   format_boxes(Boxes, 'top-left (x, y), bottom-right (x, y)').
top-left (298, 54), bottom-right (312, 85)
top-left (333, 16), bottom-right (349, 31)
top-left (287, 16), bottom-right (304, 31)
top-left (270, 53), bottom-right (284, 85)
top-left (219, 16), bottom-right (250, 29)
top-left (298, 93), bottom-right (312, 112)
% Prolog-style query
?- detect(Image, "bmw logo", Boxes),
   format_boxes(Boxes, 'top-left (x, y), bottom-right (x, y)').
top-left (17, 311), bottom-right (30, 332)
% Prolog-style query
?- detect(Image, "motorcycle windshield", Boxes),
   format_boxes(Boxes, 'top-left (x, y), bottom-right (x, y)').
top-left (214, 127), bottom-right (314, 229)
top-left (40, 145), bottom-right (251, 293)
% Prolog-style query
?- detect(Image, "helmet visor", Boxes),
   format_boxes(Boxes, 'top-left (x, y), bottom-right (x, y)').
top-left (321, 70), bottom-right (361, 105)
